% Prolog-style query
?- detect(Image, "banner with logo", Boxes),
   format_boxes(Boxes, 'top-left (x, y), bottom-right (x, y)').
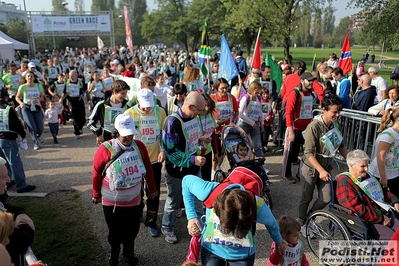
top-left (31, 14), bottom-right (111, 33)
top-left (124, 6), bottom-right (134, 55)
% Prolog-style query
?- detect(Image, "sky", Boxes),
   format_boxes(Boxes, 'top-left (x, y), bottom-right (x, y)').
top-left (8, 0), bottom-right (362, 24)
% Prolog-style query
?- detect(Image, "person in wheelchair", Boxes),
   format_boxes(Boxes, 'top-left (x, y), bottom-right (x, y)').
top-left (336, 150), bottom-right (399, 240)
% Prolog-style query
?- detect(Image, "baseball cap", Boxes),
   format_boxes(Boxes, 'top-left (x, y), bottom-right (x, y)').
top-left (137, 89), bottom-right (154, 108)
top-left (300, 72), bottom-right (316, 81)
top-left (28, 62), bottom-right (36, 68)
top-left (112, 59), bottom-right (120, 65)
top-left (114, 114), bottom-right (136, 137)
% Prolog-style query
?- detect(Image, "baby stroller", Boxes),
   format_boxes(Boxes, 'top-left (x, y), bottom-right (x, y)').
top-left (215, 124), bottom-right (273, 210)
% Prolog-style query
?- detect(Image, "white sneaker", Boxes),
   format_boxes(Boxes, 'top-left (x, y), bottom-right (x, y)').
top-left (19, 139), bottom-right (28, 150)
top-left (161, 228), bottom-right (177, 244)
top-left (33, 144), bottom-right (40, 150)
top-left (301, 224), bottom-right (314, 239)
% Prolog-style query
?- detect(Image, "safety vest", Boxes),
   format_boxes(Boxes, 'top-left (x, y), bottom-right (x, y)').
top-left (66, 81), bottom-right (80, 98)
top-left (213, 93), bottom-right (234, 122)
top-left (131, 106), bottom-right (162, 146)
top-left (170, 113), bottom-right (200, 154)
top-left (101, 140), bottom-right (146, 202)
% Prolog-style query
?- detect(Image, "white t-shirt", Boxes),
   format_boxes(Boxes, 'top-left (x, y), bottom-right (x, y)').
top-left (154, 84), bottom-right (171, 108)
top-left (369, 128), bottom-right (399, 179)
top-left (45, 108), bottom-right (59, 124)
top-left (372, 76), bottom-right (388, 103)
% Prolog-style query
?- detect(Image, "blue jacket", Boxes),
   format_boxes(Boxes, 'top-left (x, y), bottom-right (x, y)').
top-left (352, 86), bottom-right (377, 111)
top-left (235, 56), bottom-right (248, 77)
top-left (182, 175), bottom-right (282, 260)
top-left (338, 77), bottom-right (351, 109)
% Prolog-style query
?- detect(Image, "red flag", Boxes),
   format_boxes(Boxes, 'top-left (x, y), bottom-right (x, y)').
top-left (252, 30), bottom-right (261, 71)
top-left (124, 6), bottom-right (134, 55)
top-left (338, 33), bottom-right (352, 75)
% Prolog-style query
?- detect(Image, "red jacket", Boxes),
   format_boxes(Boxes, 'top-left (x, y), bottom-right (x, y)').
top-left (285, 88), bottom-right (313, 131)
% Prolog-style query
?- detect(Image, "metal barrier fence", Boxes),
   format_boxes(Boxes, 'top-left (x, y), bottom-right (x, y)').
top-left (313, 108), bottom-right (382, 162)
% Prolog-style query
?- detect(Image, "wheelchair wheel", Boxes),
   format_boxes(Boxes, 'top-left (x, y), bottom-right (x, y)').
top-left (306, 210), bottom-right (351, 266)
top-left (262, 189), bottom-right (273, 211)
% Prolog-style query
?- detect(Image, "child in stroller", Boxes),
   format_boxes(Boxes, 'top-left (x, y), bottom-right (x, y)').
top-left (216, 125), bottom-right (272, 187)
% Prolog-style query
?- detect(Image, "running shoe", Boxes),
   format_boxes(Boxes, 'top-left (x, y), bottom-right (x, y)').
top-left (17, 185), bottom-right (36, 193)
top-left (37, 137), bottom-right (44, 143)
top-left (161, 228), bottom-right (177, 244)
top-left (284, 175), bottom-right (296, 184)
top-left (176, 209), bottom-right (183, 218)
top-left (33, 144), bottom-right (40, 150)
top-left (147, 226), bottom-right (159, 237)
top-left (75, 135), bottom-right (80, 140)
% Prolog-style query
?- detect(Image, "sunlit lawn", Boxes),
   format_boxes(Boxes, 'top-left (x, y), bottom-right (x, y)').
top-left (260, 46), bottom-right (399, 83)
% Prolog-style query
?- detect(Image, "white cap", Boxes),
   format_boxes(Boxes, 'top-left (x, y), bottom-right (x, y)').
top-left (137, 89), bottom-right (154, 108)
top-left (28, 62), bottom-right (36, 68)
top-left (112, 59), bottom-right (120, 65)
top-left (114, 114), bottom-right (136, 137)
top-left (0, 157), bottom-right (6, 164)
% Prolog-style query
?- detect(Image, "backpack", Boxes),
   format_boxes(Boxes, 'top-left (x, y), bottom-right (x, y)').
top-left (203, 166), bottom-right (263, 208)
top-left (237, 92), bottom-right (261, 108)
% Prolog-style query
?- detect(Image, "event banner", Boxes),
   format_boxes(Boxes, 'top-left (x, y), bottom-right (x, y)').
top-left (31, 14), bottom-right (111, 33)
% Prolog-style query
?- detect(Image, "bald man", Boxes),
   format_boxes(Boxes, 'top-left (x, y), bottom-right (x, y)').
top-left (59, 70), bottom-right (86, 139)
top-left (161, 91), bottom-right (205, 244)
top-left (352, 74), bottom-right (376, 112)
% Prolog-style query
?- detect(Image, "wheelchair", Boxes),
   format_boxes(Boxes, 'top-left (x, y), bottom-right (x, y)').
top-left (302, 178), bottom-right (370, 265)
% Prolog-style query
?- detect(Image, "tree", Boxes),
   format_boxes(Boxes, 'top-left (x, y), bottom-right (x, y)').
top-left (348, 0), bottom-right (399, 48)
top-left (115, 0), bottom-right (148, 47)
top-left (52, 0), bottom-right (69, 11)
top-left (332, 16), bottom-right (354, 46)
top-left (91, 0), bottom-right (115, 11)
top-left (7, 19), bottom-right (27, 43)
top-left (74, 0), bottom-right (85, 11)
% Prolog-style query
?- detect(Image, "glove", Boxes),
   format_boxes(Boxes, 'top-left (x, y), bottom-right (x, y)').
top-left (19, 139), bottom-right (28, 150)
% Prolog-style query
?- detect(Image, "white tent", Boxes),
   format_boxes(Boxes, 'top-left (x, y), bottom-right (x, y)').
top-left (0, 31), bottom-right (29, 50)
top-left (0, 37), bottom-right (14, 62)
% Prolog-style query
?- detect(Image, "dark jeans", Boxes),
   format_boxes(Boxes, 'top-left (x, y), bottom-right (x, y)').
top-left (284, 129), bottom-right (304, 177)
top-left (103, 205), bottom-right (141, 257)
top-left (201, 152), bottom-right (213, 182)
top-left (144, 162), bottom-right (162, 228)
top-left (48, 122), bottom-right (59, 140)
top-left (69, 98), bottom-right (86, 135)
top-left (201, 246), bottom-right (255, 266)
top-left (261, 125), bottom-right (273, 148)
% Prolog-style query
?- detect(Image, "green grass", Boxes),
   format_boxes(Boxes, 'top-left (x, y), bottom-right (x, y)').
top-left (261, 47), bottom-right (399, 83)
top-left (9, 191), bottom-right (107, 266)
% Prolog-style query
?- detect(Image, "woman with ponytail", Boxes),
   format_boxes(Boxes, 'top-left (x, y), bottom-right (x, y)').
top-left (369, 108), bottom-right (399, 197)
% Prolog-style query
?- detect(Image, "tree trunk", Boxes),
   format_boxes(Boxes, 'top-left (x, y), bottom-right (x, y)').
top-left (283, 37), bottom-right (291, 65)
top-left (246, 39), bottom-right (252, 58)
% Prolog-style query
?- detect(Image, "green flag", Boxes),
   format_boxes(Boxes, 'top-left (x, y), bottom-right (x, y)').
top-left (265, 52), bottom-right (282, 93)
top-left (199, 19), bottom-right (211, 77)
top-left (311, 53), bottom-right (317, 71)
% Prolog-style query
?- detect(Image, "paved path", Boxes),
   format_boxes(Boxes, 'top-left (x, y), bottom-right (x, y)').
top-left (14, 119), bottom-right (344, 266)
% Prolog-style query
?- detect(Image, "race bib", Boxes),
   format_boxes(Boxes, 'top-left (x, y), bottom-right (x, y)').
top-left (11, 75), bottom-right (21, 88)
top-left (102, 77), bottom-right (113, 91)
top-left (261, 81), bottom-right (272, 95)
top-left (203, 209), bottom-right (253, 248)
top-left (67, 83), bottom-right (79, 97)
top-left (215, 101), bottom-right (233, 122)
top-left (56, 83), bottom-right (65, 96)
top-left (299, 95), bottom-right (313, 119)
top-left (24, 86), bottom-right (40, 103)
top-left (104, 106), bottom-right (123, 132)
top-left (135, 115), bottom-right (160, 145)
top-left (247, 100), bottom-right (261, 121)
top-left (320, 127), bottom-right (343, 157)
top-left (183, 118), bottom-right (200, 154)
